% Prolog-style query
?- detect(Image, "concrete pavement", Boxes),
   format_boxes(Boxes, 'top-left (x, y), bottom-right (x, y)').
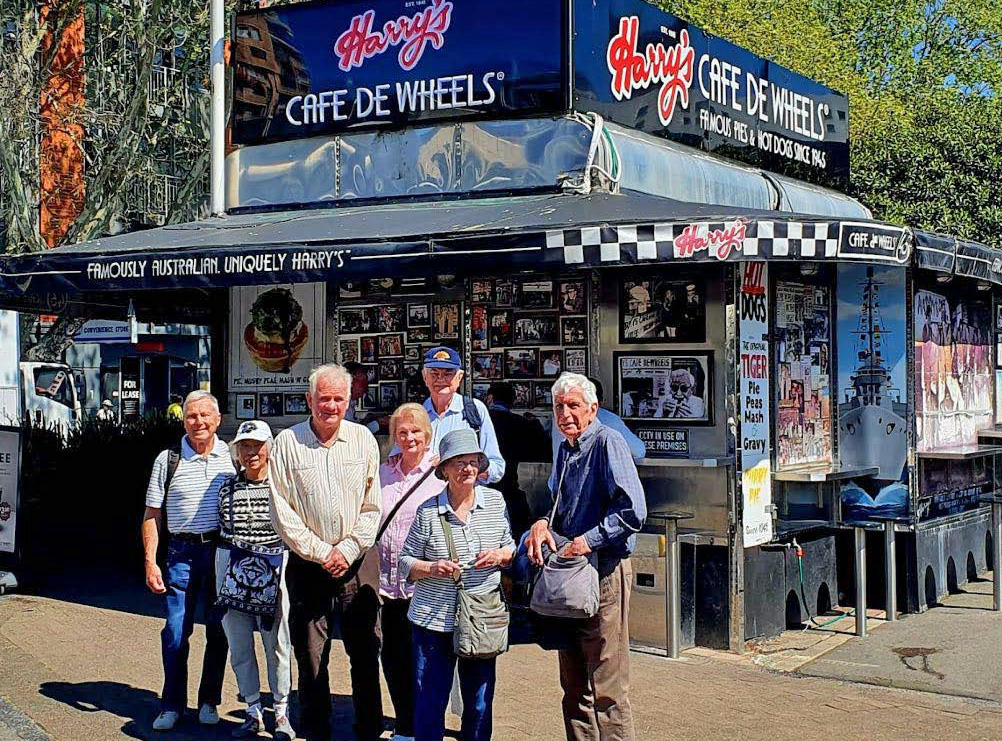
top-left (4, 565), bottom-right (1002, 740)
top-left (798, 577), bottom-right (1002, 702)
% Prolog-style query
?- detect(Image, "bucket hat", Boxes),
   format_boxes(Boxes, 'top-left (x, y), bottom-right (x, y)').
top-left (435, 428), bottom-right (488, 480)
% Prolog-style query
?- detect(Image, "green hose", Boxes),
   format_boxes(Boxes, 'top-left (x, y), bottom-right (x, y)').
top-left (798, 554), bottom-right (855, 629)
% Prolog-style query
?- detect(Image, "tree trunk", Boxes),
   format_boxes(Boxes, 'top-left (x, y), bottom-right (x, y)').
top-left (22, 314), bottom-right (88, 362)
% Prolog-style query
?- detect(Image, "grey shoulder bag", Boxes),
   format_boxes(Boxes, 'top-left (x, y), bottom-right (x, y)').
top-left (439, 512), bottom-right (509, 660)
top-left (528, 459), bottom-right (600, 619)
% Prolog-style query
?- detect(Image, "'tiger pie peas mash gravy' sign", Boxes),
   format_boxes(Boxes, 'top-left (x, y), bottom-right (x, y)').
top-left (574, 0), bottom-right (850, 186)
top-left (231, 0), bottom-right (566, 144)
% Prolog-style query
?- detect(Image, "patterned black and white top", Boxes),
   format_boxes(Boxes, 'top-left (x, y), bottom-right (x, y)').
top-left (218, 472), bottom-right (284, 552)
top-left (400, 486), bottom-right (514, 633)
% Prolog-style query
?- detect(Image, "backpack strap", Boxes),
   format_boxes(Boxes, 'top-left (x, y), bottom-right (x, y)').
top-left (160, 443), bottom-right (182, 533)
top-left (461, 396), bottom-right (483, 435)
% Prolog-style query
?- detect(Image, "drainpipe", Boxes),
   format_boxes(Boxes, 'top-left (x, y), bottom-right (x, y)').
top-left (210, 0), bottom-right (225, 216)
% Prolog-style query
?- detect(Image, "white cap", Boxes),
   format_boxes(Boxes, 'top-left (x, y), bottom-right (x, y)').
top-left (230, 419), bottom-right (273, 447)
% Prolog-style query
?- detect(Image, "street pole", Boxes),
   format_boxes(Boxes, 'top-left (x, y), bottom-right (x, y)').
top-left (210, 0), bottom-right (225, 216)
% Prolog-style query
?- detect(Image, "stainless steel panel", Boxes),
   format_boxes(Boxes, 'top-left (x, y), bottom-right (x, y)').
top-left (339, 125), bottom-right (460, 199)
top-left (226, 137), bottom-right (338, 209)
top-left (629, 533), bottom-right (696, 652)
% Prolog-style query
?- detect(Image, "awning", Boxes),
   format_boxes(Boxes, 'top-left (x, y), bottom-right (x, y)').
top-left (914, 229), bottom-right (1002, 285)
top-left (0, 190), bottom-right (912, 295)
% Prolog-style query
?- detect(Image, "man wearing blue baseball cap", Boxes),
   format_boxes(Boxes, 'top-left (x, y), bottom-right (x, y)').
top-left (419, 346), bottom-right (505, 484)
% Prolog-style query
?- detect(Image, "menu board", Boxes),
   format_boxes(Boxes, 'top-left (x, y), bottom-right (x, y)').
top-left (775, 281), bottom-right (832, 468)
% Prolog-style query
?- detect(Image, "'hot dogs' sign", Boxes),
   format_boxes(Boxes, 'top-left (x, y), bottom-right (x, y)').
top-left (575, 0), bottom-right (850, 186)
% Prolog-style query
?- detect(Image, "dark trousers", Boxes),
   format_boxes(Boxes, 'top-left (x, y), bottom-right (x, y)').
top-left (160, 538), bottom-right (228, 712)
top-left (413, 625), bottom-right (496, 741)
top-left (380, 598), bottom-right (416, 736)
top-left (286, 553), bottom-right (383, 741)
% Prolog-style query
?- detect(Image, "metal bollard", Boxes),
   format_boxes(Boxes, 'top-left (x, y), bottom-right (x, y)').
top-left (664, 518), bottom-right (681, 659)
top-left (884, 521), bottom-right (896, 622)
top-left (993, 502), bottom-right (1002, 613)
top-left (854, 526), bottom-right (867, 637)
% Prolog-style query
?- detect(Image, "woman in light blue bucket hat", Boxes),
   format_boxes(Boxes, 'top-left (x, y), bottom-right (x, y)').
top-left (399, 427), bottom-right (515, 741)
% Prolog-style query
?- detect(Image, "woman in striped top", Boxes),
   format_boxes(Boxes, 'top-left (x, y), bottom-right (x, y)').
top-left (399, 427), bottom-right (515, 741)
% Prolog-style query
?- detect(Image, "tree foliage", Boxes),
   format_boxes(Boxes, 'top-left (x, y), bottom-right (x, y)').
top-left (0, 0), bottom-right (212, 255)
top-left (670, 0), bottom-right (1002, 243)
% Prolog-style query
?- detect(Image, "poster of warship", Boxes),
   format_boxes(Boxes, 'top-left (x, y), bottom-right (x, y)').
top-left (837, 266), bottom-right (908, 481)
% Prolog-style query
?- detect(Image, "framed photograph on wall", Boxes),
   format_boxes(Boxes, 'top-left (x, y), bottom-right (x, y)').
top-left (472, 382), bottom-right (490, 401)
top-left (377, 305), bottom-right (405, 333)
top-left (340, 307), bottom-right (375, 334)
top-left (339, 339), bottom-right (360, 365)
top-left (619, 277), bottom-right (706, 343)
top-left (540, 348), bottom-right (563, 377)
top-left (361, 386), bottom-right (379, 410)
top-left (505, 348), bottom-right (538, 378)
top-left (362, 365), bottom-right (379, 384)
top-left (378, 357), bottom-right (402, 380)
top-left (515, 314), bottom-right (558, 345)
top-left (236, 393), bottom-right (257, 420)
top-left (561, 316), bottom-right (587, 345)
top-left (433, 302), bottom-right (460, 339)
top-left (559, 280), bottom-right (586, 314)
top-left (404, 363), bottom-right (424, 401)
top-left (472, 353), bottom-right (503, 379)
top-left (495, 280), bottom-right (518, 308)
top-left (407, 302), bottom-right (431, 328)
top-left (533, 382), bottom-right (553, 408)
top-left (380, 383), bottom-right (402, 410)
top-left (511, 381), bottom-right (533, 408)
top-left (283, 392), bottom-right (308, 415)
top-left (378, 334), bottom-right (403, 357)
top-left (408, 327), bottom-right (431, 342)
top-left (404, 346), bottom-right (421, 362)
top-left (361, 337), bottom-right (378, 363)
top-left (565, 347), bottom-right (587, 373)
top-left (472, 306), bottom-right (489, 350)
top-left (489, 310), bottom-right (513, 347)
top-left (615, 351), bottom-right (713, 424)
top-left (259, 393), bottom-right (284, 417)
top-left (471, 280), bottom-right (494, 303)
top-left (520, 280), bottom-right (554, 309)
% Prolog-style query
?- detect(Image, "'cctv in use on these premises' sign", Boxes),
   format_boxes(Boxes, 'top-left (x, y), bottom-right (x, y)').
top-left (230, 0), bottom-right (849, 187)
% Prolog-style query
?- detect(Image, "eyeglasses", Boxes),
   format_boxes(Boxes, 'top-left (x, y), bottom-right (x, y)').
top-left (426, 369), bottom-right (458, 380)
top-left (670, 384), bottom-right (690, 393)
top-left (451, 459), bottom-right (480, 471)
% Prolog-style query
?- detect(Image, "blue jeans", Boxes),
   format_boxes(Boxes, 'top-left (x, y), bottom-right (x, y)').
top-left (161, 537), bottom-right (228, 712)
top-left (413, 625), bottom-right (496, 741)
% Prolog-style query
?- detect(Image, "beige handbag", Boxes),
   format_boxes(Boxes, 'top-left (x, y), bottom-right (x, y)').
top-left (439, 513), bottom-right (509, 660)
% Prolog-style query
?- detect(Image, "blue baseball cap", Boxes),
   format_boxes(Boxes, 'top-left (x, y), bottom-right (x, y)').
top-left (423, 345), bottom-right (462, 370)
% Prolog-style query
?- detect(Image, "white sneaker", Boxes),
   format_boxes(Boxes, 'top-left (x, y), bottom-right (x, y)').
top-left (198, 703), bottom-right (220, 725)
top-left (152, 710), bottom-right (179, 731)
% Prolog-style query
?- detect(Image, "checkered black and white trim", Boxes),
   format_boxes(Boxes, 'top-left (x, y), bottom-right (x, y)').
top-left (544, 219), bottom-right (840, 265)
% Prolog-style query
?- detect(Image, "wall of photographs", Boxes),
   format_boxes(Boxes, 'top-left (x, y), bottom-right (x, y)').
top-left (467, 276), bottom-right (590, 414)
top-left (774, 280), bottom-right (832, 469)
top-left (335, 277), bottom-right (465, 416)
top-left (995, 300), bottom-right (1002, 426)
top-left (914, 288), bottom-right (993, 451)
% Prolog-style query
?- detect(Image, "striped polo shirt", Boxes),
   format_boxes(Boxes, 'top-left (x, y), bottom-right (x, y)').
top-left (399, 486), bottom-right (514, 633)
top-left (146, 436), bottom-right (235, 534)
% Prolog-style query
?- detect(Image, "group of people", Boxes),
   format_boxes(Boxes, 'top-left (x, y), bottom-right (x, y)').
top-left (142, 344), bottom-right (647, 741)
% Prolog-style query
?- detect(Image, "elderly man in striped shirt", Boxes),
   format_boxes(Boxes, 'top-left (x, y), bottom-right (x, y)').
top-left (269, 363), bottom-right (383, 741)
top-left (142, 390), bottom-right (234, 732)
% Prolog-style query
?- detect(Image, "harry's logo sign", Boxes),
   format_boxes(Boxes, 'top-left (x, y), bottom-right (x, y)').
top-left (334, 0), bottom-right (454, 72)
top-left (606, 16), bottom-right (695, 126)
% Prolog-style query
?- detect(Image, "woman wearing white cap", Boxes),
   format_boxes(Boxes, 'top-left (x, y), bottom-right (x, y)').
top-left (215, 420), bottom-right (295, 740)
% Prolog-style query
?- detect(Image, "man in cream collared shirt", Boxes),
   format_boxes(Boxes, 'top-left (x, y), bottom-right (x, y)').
top-left (269, 363), bottom-right (383, 741)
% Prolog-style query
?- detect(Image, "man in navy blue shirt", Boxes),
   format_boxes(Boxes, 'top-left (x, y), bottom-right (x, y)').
top-left (527, 372), bottom-right (646, 741)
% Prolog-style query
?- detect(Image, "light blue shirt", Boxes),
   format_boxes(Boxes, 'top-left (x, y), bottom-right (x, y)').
top-left (551, 408), bottom-right (647, 463)
top-left (424, 394), bottom-right (505, 484)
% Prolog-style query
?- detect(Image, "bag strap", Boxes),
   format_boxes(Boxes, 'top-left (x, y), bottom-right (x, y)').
top-left (461, 396), bottom-right (483, 435)
top-left (161, 444), bottom-right (182, 535)
top-left (438, 511), bottom-right (463, 589)
top-left (377, 466), bottom-right (435, 543)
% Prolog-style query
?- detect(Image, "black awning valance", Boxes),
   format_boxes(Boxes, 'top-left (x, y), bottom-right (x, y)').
top-left (0, 190), bottom-right (915, 296)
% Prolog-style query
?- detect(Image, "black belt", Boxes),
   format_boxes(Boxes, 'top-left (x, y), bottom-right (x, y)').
top-left (170, 531), bottom-right (219, 544)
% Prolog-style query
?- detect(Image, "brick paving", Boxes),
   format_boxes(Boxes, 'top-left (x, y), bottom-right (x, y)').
top-left (2, 587), bottom-right (1002, 741)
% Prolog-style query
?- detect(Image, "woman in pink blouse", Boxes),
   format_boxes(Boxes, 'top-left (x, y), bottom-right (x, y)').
top-left (378, 403), bottom-right (443, 741)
